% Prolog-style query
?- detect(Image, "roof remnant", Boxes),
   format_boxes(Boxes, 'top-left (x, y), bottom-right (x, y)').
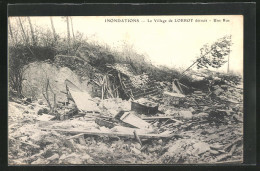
top-left (65, 79), bottom-right (100, 112)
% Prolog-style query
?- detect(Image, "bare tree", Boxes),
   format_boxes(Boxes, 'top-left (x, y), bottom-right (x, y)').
top-left (70, 17), bottom-right (75, 40)
top-left (27, 17), bottom-right (36, 46)
top-left (50, 17), bottom-right (57, 42)
top-left (8, 18), bottom-right (16, 45)
top-left (9, 50), bottom-right (30, 98)
top-left (42, 78), bottom-right (57, 115)
top-left (17, 17), bottom-right (28, 45)
top-left (66, 16), bottom-right (71, 54)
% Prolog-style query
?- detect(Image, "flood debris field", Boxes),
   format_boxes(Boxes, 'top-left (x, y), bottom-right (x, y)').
top-left (8, 69), bottom-right (243, 165)
top-left (8, 21), bottom-right (243, 165)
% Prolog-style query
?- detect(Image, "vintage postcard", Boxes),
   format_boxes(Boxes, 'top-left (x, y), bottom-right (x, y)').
top-left (8, 15), bottom-right (243, 165)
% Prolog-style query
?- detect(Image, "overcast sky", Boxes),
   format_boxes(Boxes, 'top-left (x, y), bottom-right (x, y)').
top-left (10, 15), bottom-right (243, 74)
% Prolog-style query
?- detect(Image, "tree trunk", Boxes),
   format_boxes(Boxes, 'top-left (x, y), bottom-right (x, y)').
top-left (179, 50), bottom-right (212, 79)
top-left (18, 17), bottom-right (28, 45)
top-left (50, 17), bottom-right (57, 42)
top-left (8, 18), bottom-right (15, 45)
top-left (70, 17), bottom-right (75, 40)
top-left (66, 16), bottom-right (70, 54)
top-left (27, 17), bottom-right (36, 46)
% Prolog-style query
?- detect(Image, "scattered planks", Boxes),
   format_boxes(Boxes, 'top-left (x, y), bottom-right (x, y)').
top-left (41, 128), bottom-right (174, 139)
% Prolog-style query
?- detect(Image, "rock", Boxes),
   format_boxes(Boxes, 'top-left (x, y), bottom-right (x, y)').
top-left (178, 110), bottom-right (193, 119)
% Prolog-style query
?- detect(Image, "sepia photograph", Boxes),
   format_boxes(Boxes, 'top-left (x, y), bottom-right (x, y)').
top-left (8, 15), bottom-right (243, 165)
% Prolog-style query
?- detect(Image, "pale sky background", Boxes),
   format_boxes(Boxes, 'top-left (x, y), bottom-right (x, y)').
top-left (9, 16), bottom-right (243, 74)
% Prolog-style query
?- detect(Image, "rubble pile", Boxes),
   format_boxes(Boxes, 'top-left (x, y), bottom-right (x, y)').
top-left (8, 70), bottom-right (243, 165)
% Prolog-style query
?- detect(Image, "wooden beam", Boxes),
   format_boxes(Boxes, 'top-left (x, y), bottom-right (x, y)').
top-left (41, 128), bottom-right (173, 139)
top-left (66, 133), bottom-right (85, 140)
top-left (141, 116), bottom-right (183, 124)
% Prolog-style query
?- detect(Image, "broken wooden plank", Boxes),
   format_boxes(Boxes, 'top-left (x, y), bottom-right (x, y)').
top-left (41, 128), bottom-right (173, 139)
top-left (133, 130), bottom-right (142, 146)
top-left (160, 119), bottom-right (170, 127)
top-left (65, 79), bottom-right (100, 112)
top-left (120, 112), bottom-right (151, 129)
top-left (141, 116), bottom-right (183, 124)
top-left (141, 116), bottom-right (174, 120)
top-left (66, 133), bottom-right (85, 140)
top-left (111, 126), bottom-right (153, 134)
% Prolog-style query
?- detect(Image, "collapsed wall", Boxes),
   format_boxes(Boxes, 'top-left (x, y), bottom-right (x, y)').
top-left (22, 59), bottom-right (96, 103)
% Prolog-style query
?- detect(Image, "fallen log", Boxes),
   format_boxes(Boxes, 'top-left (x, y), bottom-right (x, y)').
top-left (41, 128), bottom-right (174, 139)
